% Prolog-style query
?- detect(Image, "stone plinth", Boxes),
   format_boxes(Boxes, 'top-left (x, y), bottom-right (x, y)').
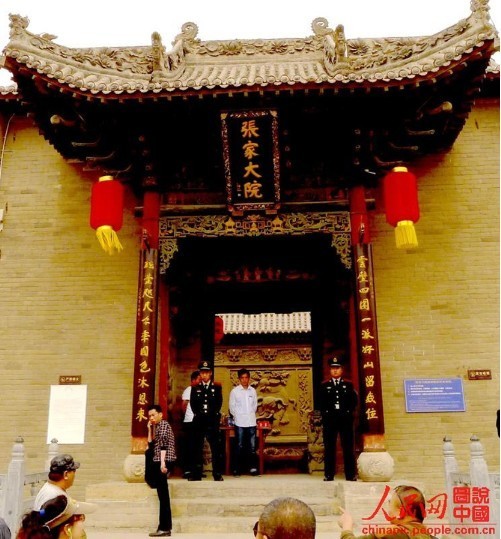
top-left (357, 450), bottom-right (394, 482)
top-left (123, 453), bottom-right (147, 483)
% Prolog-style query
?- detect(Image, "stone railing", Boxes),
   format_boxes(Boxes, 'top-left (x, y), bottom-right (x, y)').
top-left (0, 437), bottom-right (59, 534)
top-left (443, 435), bottom-right (499, 537)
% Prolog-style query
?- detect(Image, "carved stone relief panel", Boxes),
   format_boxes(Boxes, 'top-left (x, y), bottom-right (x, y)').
top-left (216, 345), bottom-right (313, 444)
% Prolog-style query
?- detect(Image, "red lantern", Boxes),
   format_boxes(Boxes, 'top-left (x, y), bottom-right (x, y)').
top-left (383, 166), bottom-right (420, 249)
top-left (90, 175), bottom-right (124, 254)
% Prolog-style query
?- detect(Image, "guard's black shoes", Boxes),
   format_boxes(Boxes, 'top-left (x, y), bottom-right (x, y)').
top-left (213, 474), bottom-right (224, 481)
top-left (323, 476), bottom-right (334, 481)
top-left (149, 530), bottom-right (171, 537)
top-left (188, 476), bottom-right (201, 481)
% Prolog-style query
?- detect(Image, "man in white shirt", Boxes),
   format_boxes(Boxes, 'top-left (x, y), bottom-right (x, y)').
top-left (229, 368), bottom-right (258, 476)
top-left (181, 370), bottom-right (201, 478)
top-left (33, 454), bottom-right (80, 510)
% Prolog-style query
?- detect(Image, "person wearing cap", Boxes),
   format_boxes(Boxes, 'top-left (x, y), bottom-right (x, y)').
top-left (33, 455), bottom-right (80, 511)
top-left (147, 404), bottom-right (177, 537)
top-left (189, 360), bottom-right (224, 481)
top-left (17, 494), bottom-right (97, 539)
top-left (319, 357), bottom-right (358, 481)
top-left (229, 368), bottom-right (259, 477)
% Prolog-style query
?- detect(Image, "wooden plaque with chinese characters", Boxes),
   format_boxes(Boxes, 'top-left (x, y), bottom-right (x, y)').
top-left (221, 109), bottom-right (281, 214)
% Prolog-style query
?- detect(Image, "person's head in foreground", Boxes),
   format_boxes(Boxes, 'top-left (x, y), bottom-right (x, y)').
top-left (387, 485), bottom-right (426, 522)
top-left (17, 495), bottom-right (97, 539)
top-left (254, 497), bottom-right (316, 539)
top-left (338, 484), bottom-right (426, 533)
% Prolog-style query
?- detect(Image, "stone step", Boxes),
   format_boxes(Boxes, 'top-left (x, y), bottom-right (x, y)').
top-left (173, 515), bottom-right (341, 534)
top-left (175, 496), bottom-right (337, 517)
top-left (89, 525), bottom-right (343, 538)
top-left (88, 516), bottom-right (342, 535)
top-left (85, 475), bottom-right (426, 534)
top-left (169, 476), bottom-right (340, 499)
top-left (86, 476), bottom-right (340, 501)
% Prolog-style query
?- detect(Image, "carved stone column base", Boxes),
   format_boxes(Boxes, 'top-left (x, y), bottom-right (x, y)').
top-left (357, 433), bottom-right (394, 482)
top-left (123, 453), bottom-right (146, 483)
top-left (357, 451), bottom-right (394, 482)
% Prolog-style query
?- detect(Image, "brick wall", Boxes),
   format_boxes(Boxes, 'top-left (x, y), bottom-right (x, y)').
top-left (0, 116), bottom-right (141, 499)
top-left (0, 99), bottom-right (498, 498)
top-left (373, 99), bottom-right (500, 492)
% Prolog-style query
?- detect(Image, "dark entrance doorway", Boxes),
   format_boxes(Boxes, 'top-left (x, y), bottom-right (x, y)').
top-left (167, 233), bottom-right (354, 405)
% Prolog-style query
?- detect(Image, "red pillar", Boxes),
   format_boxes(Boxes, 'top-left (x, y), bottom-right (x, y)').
top-left (130, 190), bottom-right (161, 453)
top-left (349, 187), bottom-right (386, 452)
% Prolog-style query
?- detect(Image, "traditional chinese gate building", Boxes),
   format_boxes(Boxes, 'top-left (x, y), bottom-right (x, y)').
top-left (0, 1), bottom-right (498, 493)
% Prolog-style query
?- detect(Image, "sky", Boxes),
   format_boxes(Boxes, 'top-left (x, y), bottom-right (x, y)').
top-left (0, 0), bottom-right (499, 86)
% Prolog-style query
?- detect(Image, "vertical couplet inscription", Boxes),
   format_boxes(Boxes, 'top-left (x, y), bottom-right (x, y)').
top-left (131, 248), bottom-right (159, 440)
top-left (353, 243), bottom-right (384, 434)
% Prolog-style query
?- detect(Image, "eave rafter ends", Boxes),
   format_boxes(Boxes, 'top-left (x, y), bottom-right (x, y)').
top-left (1, 0), bottom-right (498, 96)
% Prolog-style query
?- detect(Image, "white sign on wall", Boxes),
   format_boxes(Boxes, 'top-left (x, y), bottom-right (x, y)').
top-left (47, 385), bottom-right (88, 444)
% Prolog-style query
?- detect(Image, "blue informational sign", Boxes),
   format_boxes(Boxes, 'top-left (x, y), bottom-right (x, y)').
top-left (404, 378), bottom-right (466, 412)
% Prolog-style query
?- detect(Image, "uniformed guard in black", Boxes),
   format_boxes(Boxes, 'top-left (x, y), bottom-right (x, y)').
top-left (319, 357), bottom-right (358, 481)
top-left (189, 360), bottom-right (224, 481)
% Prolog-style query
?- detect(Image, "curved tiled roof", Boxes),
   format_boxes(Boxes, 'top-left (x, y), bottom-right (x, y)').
top-left (1, 0), bottom-right (498, 97)
top-left (216, 312), bottom-right (311, 334)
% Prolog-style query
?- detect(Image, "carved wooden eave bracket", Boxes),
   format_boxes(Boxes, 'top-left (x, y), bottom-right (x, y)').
top-left (1, 0), bottom-right (498, 97)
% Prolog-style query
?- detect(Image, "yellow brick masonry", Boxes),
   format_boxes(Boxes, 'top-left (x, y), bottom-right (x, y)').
top-left (0, 99), bottom-right (498, 499)
top-left (373, 100), bottom-right (500, 492)
top-left (0, 116), bottom-right (140, 499)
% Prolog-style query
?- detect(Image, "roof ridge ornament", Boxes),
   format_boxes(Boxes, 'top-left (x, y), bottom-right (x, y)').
top-left (470, 0), bottom-right (491, 18)
top-left (312, 17), bottom-right (348, 76)
top-left (150, 22), bottom-right (198, 82)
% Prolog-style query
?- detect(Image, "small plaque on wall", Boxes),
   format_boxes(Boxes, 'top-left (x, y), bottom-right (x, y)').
top-left (467, 369), bottom-right (492, 380)
top-left (59, 375), bottom-right (82, 384)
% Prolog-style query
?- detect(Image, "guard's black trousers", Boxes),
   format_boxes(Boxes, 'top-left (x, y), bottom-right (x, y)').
top-left (192, 416), bottom-right (224, 478)
top-left (322, 413), bottom-right (356, 480)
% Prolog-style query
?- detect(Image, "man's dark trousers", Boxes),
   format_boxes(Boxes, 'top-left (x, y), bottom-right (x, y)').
top-left (153, 461), bottom-right (172, 531)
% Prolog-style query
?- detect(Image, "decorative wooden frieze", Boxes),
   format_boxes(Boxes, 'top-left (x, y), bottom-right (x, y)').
top-left (214, 346), bottom-right (312, 367)
top-left (159, 211), bottom-right (352, 273)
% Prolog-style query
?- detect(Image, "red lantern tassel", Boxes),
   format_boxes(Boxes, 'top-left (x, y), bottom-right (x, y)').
top-left (394, 220), bottom-right (418, 249)
top-left (95, 224), bottom-right (123, 254)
